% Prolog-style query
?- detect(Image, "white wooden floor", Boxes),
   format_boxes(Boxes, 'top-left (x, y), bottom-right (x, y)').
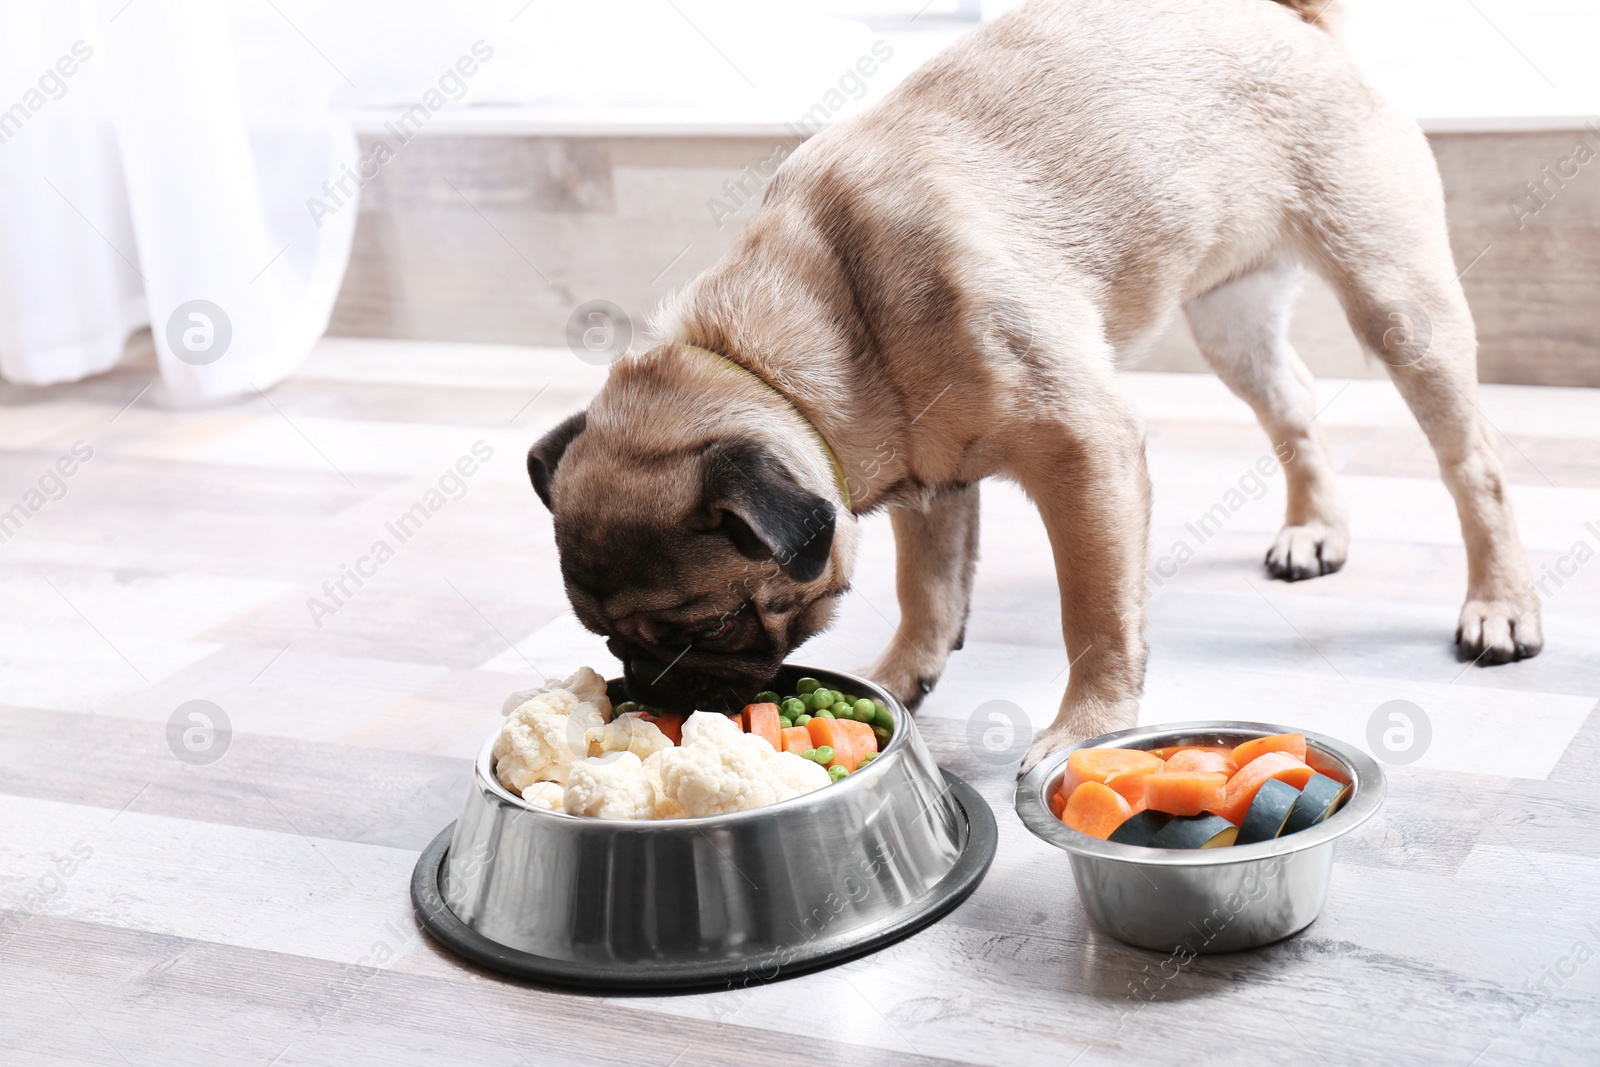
top-left (3, 338), bottom-right (1598, 1066)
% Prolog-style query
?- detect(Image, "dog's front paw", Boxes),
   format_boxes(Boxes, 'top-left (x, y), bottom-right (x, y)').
top-left (1457, 598), bottom-right (1543, 664)
top-left (1019, 698), bottom-right (1140, 776)
top-left (861, 643), bottom-right (948, 710)
top-left (1265, 521), bottom-right (1348, 582)
top-left (1019, 722), bottom-right (1085, 776)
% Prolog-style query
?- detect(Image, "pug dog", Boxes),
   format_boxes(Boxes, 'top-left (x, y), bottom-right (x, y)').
top-left (528, 0), bottom-right (1543, 772)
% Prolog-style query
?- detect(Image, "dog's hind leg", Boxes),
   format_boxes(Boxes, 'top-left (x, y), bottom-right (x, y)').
top-left (864, 483), bottom-right (981, 708)
top-left (1298, 115), bottom-right (1541, 663)
top-left (1185, 257), bottom-right (1349, 581)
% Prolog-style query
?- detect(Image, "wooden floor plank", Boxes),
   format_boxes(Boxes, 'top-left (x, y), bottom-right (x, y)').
top-left (5, 915), bottom-right (979, 1067)
top-left (4, 342), bottom-right (1598, 1063)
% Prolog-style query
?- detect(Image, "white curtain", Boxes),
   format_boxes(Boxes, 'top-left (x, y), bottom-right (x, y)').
top-left (0, 1), bottom-right (886, 404)
top-left (0, 0), bottom-right (358, 405)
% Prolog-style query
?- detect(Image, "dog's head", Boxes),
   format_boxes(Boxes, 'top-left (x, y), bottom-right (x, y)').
top-left (527, 349), bottom-right (854, 711)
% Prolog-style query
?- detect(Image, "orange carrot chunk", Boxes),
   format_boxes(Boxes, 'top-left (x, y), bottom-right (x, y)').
top-left (1231, 733), bottom-right (1307, 768)
top-left (1049, 786), bottom-right (1068, 820)
top-left (781, 725), bottom-right (812, 757)
top-left (1216, 752), bottom-right (1316, 825)
top-left (1061, 781), bottom-right (1135, 839)
top-left (1164, 748), bottom-right (1238, 776)
top-left (742, 702), bottom-right (784, 753)
top-left (833, 719), bottom-right (877, 771)
top-left (1064, 748), bottom-right (1166, 797)
top-left (641, 712), bottom-right (685, 745)
top-left (1148, 743), bottom-right (1234, 761)
top-left (1141, 772), bottom-right (1229, 817)
top-left (805, 716), bottom-right (863, 772)
top-left (1103, 767), bottom-right (1158, 806)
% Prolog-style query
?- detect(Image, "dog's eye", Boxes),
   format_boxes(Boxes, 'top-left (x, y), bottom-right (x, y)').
top-left (693, 619), bottom-right (736, 644)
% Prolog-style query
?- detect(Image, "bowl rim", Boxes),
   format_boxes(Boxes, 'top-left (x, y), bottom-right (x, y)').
top-left (484, 665), bottom-right (916, 827)
top-left (1014, 720), bottom-right (1385, 866)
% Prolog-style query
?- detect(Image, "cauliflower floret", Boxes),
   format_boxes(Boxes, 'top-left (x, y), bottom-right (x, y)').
top-left (500, 666), bottom-right (612, 719)
top-left (655, 711), bottom-right (831, 817)
top-left (642, 750), bottom-right (684, 819)
top-left (769, 749), bottom-right (833, 795)
top-left (563, 753), bottom-right (658, 819)
top-left (519, 781), bottom-right (565, 811)
top-left (586, 714), bottom-right (673, 761)
top-left (493, 688), bottom-right (605, 793)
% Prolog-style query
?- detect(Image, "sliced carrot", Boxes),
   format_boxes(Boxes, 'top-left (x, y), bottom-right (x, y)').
top-left (1142, 772), bottom-right (1229, 817)
top-left (781, 725), bottom-right (812, 757)
top-left (742, 702), bottom-right (784, 752)
top-left (805, 716), bottom-right (862, 772)
top-left (1231, 733), bottom-right (1307, 768)
top-left (1102, 767), bottom-right (1157, 806)
top-left (640, 712), bottom-right (685, 745)
top-left (1061, 781), bottom-right (1135, 839)
top-left (833, 719), bottom-right (877, 771)
top-left (1049, 786), bottom-right (1067, 820)
top-left (1216, 752), bottom-right (1316, 825)
top-left (1148, 743), bottom-right (1234, 761)
top-left (1164, 748), bottom-right (1238, 776)
top-left (1064, 748), bottom-right (1165, 795)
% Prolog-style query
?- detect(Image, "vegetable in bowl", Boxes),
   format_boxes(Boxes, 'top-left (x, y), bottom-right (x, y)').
top-left (1050, 732), bottom-right (1352, 849)
top-left (492, 670), bottom-right (893, 819)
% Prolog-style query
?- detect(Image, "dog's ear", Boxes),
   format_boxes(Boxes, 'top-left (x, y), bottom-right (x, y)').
top-left (527, 411), bottom-right (587, 510)
top-left (699, 439), bottom-right (836, 582)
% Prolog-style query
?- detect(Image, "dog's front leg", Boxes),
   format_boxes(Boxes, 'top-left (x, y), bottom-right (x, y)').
top-left (1016, 393), bottom-right (1151, 773)
top-left (864, 484), bottom-right (981, 707)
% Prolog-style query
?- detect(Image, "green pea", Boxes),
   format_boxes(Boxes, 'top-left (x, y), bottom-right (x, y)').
top-left (755, 690), bottom-right (781, 704)
top-left (828, 765), bottom-right (849, 782)
top-left (830, 701), bottom-right (852, 717)
top-left (857, 752), bottom-right (877, 766)
top-left (810, 688), bottom-right (833, 709)
top-left (794, 713), bottom-right (812, 727)
top-left (779, 716), bottom-right (793, 730)
top-left (796, 677), bottom-right (821, 695)
top-left (614, 701), bottom-right (640, 715)
top-left (802, 747), bottom-right (818, 761)
top-left (813, 745), bottom-right (835, 765)
top-left (837, 694), bottom-right (857, 707)
top-left (781, 698), bottom-right (807, 719)
top-left (873, 706), bottom-right (895, 731)
top-left (873, 725), bottom-right (891, 745)
top-left (815, 709), bottom-right (835, 720)
top-left (852, 699), bottom-right (876, 722)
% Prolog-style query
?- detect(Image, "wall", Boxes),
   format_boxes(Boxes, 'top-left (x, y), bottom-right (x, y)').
top-left (328, 128), bottom-right (1600, 386)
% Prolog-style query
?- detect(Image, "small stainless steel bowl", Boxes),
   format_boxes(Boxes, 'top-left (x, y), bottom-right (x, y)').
top-left (1015, 721), bottom-right (1384, 953)
top-left (413, 666), bottom-right (997, 990)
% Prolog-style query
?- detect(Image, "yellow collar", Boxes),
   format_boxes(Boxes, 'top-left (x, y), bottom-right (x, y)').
top-left (685, 345), bottom-right (853, 512)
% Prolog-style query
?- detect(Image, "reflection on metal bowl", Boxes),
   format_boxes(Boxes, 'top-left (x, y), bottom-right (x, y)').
top-left (1015, 721), bottom-right (1384, 953)
top-left (412, 666), bottom-right (997, 990)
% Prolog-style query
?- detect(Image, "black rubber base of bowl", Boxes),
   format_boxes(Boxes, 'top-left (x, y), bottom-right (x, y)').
top-left (410, 770), bottom-right (997, 993)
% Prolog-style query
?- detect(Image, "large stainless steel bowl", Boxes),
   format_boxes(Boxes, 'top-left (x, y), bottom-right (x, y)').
top-left (413, 667), bottom-right (996, 990)
top-left (1015, 721), bottom-right (1384, 953)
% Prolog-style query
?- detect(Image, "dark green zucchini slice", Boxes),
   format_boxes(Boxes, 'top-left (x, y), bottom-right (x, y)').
top-left (1235, 778), bottom-right (1300, 844)
top-left (1107, 810), bottom-right (1173, 846)
top-left (1148, 813), bottom-right (1238, 850)
top-left (1282, 773), bottom-right (1351, 834)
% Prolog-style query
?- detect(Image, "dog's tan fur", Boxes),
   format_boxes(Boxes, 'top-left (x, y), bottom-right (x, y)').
top-left (530, 0), bottom-right (1543, 770)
